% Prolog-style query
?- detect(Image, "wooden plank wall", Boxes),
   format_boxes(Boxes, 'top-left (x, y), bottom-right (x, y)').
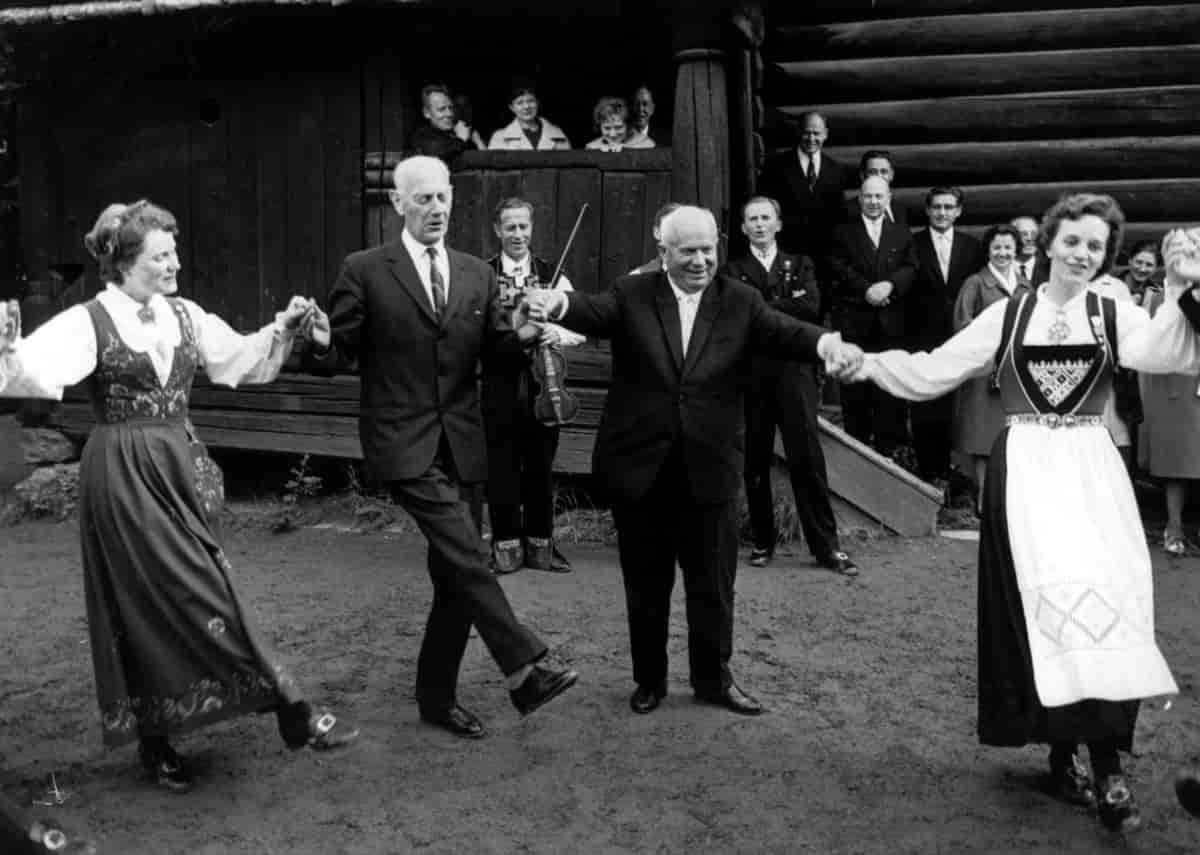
top-left (363, 150), bottom-right (673, 294)
top-left (762, 2), bottom-right (1200, 251)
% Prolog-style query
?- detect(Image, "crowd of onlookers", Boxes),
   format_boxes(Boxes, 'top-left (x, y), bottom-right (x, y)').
top-left (404, 82), bottom-right (662, 162)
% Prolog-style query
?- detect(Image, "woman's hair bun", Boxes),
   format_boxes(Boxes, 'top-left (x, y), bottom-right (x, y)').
top-left (83, 203), bottom-right (129, 262)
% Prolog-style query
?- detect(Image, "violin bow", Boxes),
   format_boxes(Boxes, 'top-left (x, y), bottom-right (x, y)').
top-left (545, 203), bottom-right (589, 289)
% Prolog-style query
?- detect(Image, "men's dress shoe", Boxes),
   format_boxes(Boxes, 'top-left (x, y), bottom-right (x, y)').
top-left (26, 821), bottom-right (97, 855)
top-left (420, 705), bottom-right (486, 739)
top-left (524, 537), bottom-right (572, 573)
top-left (139, 743), bottom-right (194, 794)
top-left (492, 539), bottom-right (524, 574)
top-left (510, 663), bottom-right (579, 716)
top-left (629, 684), bottom-right (667, 714)
top-left (748, 547), bottom-right (773, 568)
top-left (304, 710), bottom-right (360, 751)
top-left (1097, 774), bottom-right (1142, 832)
top-left (693, 684), bottom-right (764, 716)
top-left (818, 550), bottom-right (859, 577)
top-left (1050, 754), bottom-right (1097, 807)
top-left (1175, 766), bottom-right (1200, 818)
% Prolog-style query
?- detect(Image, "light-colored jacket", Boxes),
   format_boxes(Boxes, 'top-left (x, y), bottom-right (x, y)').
top-left (487, 118), bottom-right (571, 151)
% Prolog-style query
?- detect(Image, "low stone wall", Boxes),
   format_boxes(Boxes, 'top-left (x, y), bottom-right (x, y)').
top-left (0, 416), bottom-right (81, 520)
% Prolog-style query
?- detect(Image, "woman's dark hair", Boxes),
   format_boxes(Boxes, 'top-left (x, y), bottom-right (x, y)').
top-left (1038, 193), bottom-right (1125, 276)
top-left (83, 199), bottom-right (178, 284)
top-left (1128, 240), bottom-right (1161, 265)
top-left (981, 223), bottom-right (1021, 255)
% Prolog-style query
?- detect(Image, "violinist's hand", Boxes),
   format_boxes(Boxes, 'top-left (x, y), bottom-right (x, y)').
top-left (538, 325), bottom-right (564, 348)
top-left (0, 299), bottom-right (21, 352)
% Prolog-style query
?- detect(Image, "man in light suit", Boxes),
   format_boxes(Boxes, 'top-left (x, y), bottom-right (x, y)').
top-left (721, 196), bottom-right (857, 576)
top-left (829, 176), bottom-right (919, 456)
top-left (305, 156), bottom-right (577, 741)
top-left (523, 206), bottom-right (862, 717)
top-left (757, 111), bottom-right (853, 316)
top-left (909, 187), bottom-right (981, 482)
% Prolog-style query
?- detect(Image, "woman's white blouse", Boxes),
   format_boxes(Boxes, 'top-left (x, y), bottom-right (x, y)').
top-left (862, 284), bottom-right (1200, 402)
top-left (0, 284), bottom-right (297, 399)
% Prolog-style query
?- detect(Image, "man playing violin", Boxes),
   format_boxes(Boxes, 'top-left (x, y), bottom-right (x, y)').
top-left (484, 197), bottom-right (585, 574)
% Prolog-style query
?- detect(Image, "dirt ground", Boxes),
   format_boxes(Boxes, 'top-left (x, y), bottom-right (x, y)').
top-left (5, 500), bottom-right (1200, 855)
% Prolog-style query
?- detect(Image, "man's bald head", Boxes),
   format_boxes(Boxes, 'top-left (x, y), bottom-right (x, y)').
top-left (657, 205), bottom-right (719, 293)
top-left (858, 176), bottom-right (891, 221)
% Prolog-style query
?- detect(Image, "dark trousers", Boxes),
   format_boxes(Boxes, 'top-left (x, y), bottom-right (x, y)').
top-left (836, 325), bottom-right (909, 455)
top-left (744, 363), bottom-right (840, 560)
top-left (611, 453), bottom-right (738, 694)
top-left (910, 394), bottom-right (954, 480)
top-left (385, 439), bottom-right (546, 714)
top-left (485, 399), bottom-right (559, 541)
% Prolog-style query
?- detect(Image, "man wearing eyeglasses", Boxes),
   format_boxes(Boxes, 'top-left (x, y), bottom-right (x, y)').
top-left (908, 187), bottom-right (981, 483)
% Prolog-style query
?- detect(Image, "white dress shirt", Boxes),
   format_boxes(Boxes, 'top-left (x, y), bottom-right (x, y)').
top-left (1018, 257), bottom-right (1036, 283)
top-left (797, 150), bottom-right (820, 180)
top-left (667, 277), bottom-right (704, 355)
top-left (751, 243), bottom-right (778, 273)
top-left (862, 214), bottom-right (883, 248)
top-left (401, 228), bottom-right (450, 313)
top-left (932, 229), bottom-right (954, 281)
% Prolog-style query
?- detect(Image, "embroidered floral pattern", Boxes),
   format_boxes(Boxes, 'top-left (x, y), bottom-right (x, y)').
top-left (1027, 359), bottom-right (1094, 407)
top-left (90, 300), bottom-right (196, 424)
top-left (193, 445), bottom-right (225, 517)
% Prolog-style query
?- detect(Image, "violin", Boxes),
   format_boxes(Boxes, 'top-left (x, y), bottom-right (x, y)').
top-left (530, 204), bottom-right (588, 427)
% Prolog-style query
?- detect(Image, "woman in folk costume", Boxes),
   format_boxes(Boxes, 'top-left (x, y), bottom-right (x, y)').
top-left (0, 200), bottom-right (357, 794)
top-left (848, 194), bottom-right (1200, 833)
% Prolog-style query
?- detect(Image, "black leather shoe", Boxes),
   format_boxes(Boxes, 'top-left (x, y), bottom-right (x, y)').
top-left (524, 538), bottom-right (572, 573)
top-left (1175, 767), bottom-right (1200, 818)
top-left (817, 550), bottom-right (859, 577)
top-left (139, 742), bottom-right (194, 794)
top-left (510, 663), bottom-right (579, 716)
top-left (1050, 754), bottom-right (1097, 807)
top-left (1097, 774), bottom-right (1142, 832)
top-left (420, 705), bottom-right (486, 739)
top-left (748, 548), bottom-right (773, 568)
top-left (693, 683), bottom-right (764, 716)
top-left (492, 539), bottom-right (524, 575)
top-left (629, 684), bottom-right (667, 714)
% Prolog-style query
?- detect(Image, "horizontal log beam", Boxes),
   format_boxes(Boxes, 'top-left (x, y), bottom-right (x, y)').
top-left (776, 85), bottom-right (1200, 145)
top-left (885, 178), bottom-right (1200, 227)
top-left (363, 149), bottom-right (674, 176)
top-left (820, 137), bottom-right (1200, 187)
top-left (767, 0), bottom-right (1199, 25)
top-left (771, 5), bottom-right (1200, 59)
top-left (771, 45), bottom-right (1200, 103)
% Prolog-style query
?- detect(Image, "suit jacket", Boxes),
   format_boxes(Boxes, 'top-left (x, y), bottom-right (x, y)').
top-left (909, 228), bottom-right (982, 347)
top-left (556, 271), bottom-right (828, 504)
top-left (309, 240), bottom-right (521, 482)
top-left (828, 216), bottom-right (919, 341)
top-left (720, 251), bottom-right (821, 324)
top-left (844, 198), bottom-right (909, 228)
top-left (1016, 253), bottom-right (1050, 289)
top-left (406, 124), bottom-right (471, 164)
top-left (756, 149), bottom-right (852, 261)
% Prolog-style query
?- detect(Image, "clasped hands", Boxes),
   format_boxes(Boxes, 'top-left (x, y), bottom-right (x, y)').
top-left (279, 297), bottom-right (332, 348)
top-left (822, 333), bottom-right (865, 381)
top-left (514, 288), bottom-right (569, 346)
top-left (0, 298), bottom-right (21, 352)
top-left (864, 280), bottom-right (894, 307)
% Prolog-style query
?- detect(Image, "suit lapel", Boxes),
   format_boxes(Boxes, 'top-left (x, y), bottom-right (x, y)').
top-left (653, 276), bottom-right (685, 372)
top-left (443, 250), bottom-right (469, 324)
top-left (387, 241), bottom-right (438, 325)
top-left (682, 278), bottom-right (722, 377)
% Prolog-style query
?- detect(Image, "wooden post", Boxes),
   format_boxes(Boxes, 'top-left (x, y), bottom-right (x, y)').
top-left (671, 48), bottom-right (729, 231)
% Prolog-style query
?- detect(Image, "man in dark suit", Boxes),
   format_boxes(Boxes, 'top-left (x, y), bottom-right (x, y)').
top-left (1012, 215), bottom-right (1050, 287)
top-left (854, 150), bottom-right (907, 226)
top-left (721, 196), bottom-right (857, 576)
top-left (523, 206), bottom-right (862, 717)
top-left (757, 111), bottom-right (853, 316)
top-left (405, 84), bottom-right (484, 164)
top-left (305, 155), bottom-right (577, 740)
top-left (909, 187), bottom-right (982, 482)
top-left (829, 176), bottom-right (919, 456)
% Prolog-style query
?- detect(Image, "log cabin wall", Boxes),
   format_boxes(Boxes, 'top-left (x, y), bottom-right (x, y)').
top-left (761, 0), bottom-right (1200, 252)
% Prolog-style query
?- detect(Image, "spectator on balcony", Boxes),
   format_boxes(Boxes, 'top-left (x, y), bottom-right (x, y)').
top-left (488, 84), bottom-right (571, 151)
top-left (406, 83), bottom-right (483, 164)
top-left (585, 97), bottom-right (631, 152)
top-left (626, 85), bottom-right (659, 149)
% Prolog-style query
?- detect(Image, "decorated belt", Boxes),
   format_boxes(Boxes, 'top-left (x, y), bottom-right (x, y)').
top-left (1005, 413), bottom-right (1104, 429)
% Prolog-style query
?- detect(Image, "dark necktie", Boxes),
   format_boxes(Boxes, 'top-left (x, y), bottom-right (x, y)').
top-left (805, 157), bottom-right (816, 190)
top-left (426, 247), bottom-right (446, 318)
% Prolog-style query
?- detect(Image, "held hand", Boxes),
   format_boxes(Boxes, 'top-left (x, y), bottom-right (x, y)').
top-left (516, 321), bottom-right (543, 345)
top-left (824, 341), bottom-right (865, 380)
top-left (280, 296), bottom-right (314, 331)
top-left (538, 325), bottom-right (563, 348)
top-left (302, 304), bottom-right (331, 349)
top-left (0, 299), bottom-right (20, 351)
top-left (521, 288), bottom-right (564, 323)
